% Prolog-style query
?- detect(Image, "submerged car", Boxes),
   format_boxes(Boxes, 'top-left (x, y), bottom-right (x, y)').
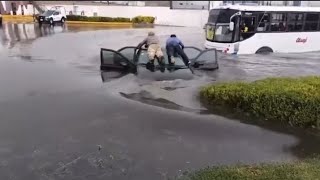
top-left (100, 46), bottom-right (219, 81)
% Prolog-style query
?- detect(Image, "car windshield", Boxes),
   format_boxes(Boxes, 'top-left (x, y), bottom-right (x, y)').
top-left (206, 23), bottom-right (233, 42)
top-left (42, 10), bottom-right (55, 16)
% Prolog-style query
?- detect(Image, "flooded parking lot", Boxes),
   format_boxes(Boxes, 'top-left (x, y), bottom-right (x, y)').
top-left (1, 22), bottom-right (320, 180)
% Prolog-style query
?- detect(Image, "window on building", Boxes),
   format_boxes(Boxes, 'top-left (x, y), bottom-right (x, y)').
top-left (257, 13), bottom-right (270, 32)
top-left (304, 13), bottom-right (320, 31)
top-left (287, 13), bottom-right (304, 31)
top-left (270, 13), bottom-right (287, 32)
top-left (223, 1), bottom-right (235, 5)
top-left (293, 1), bottom-right (301, 6)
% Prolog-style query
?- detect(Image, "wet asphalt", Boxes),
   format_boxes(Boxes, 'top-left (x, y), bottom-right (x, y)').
top-left (0, 22), bottom-right (320, 180)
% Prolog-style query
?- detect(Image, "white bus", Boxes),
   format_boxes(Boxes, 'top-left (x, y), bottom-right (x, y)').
top-left (204, 4), bottom-right (320, 54)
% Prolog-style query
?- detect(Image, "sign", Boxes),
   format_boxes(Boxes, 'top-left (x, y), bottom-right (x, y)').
top-left (296, 37), bottom-right (307, 43)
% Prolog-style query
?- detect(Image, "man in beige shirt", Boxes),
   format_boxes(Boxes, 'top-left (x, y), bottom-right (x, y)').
top-left (137, 31), bottom-right (164, 65)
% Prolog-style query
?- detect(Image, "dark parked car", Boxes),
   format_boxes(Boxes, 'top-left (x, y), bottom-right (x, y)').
top-left (100, 46), bottom-right (219, 81)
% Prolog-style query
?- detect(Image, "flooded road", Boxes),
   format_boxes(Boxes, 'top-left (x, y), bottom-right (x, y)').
top-left (1, 22), bottom-right (320, 180)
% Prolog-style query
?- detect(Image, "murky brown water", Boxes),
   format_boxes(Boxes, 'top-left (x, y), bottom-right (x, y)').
top-left (0, 22), bottom-right (320, 180)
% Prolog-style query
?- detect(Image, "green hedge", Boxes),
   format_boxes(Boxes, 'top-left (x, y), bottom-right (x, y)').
top-left (200, 76), bottom-right (320, 128)
top-left (66, 15), bottom-right (131, 22)
top-left (132, 16), bottom-right (155, 24)
top-left (66, 15), bottom-right (155, 23)
top-left (179, 157), bottom-right (320, 180)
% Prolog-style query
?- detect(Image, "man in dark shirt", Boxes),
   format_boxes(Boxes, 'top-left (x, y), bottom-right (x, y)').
top-left (166, 34), bottom-right (190, 66)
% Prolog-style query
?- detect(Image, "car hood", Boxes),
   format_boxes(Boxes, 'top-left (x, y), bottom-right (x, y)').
top-left (136, 66), bottom-right (194, 81)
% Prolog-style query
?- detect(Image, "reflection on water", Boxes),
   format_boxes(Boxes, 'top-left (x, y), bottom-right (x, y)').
top-left (0, 22), bottom-right (133, 49)
top-left (0, 23), bottom-right (66, 49)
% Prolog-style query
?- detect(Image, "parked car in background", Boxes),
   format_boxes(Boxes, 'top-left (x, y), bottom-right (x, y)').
top-left (37, 6), bottom-right (67, 26)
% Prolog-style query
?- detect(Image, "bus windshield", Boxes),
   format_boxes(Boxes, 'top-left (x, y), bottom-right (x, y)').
top-left (206, 23), bottom-right (233, 42)
top-left (206, 9), bottom-right (239, 43)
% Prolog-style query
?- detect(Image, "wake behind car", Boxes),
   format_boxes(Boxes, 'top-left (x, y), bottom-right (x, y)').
top-left (37, 6), bottom-right (67, 26)
top-left (100, 46), bottom-right (219, 81)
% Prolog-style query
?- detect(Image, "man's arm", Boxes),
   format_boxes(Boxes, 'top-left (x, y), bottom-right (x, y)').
top-left (137, 38), bottom-right (147, 49)
top-left (178, 39), bottom-right (185, 49)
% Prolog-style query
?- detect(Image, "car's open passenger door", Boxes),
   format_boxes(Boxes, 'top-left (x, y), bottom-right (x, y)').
top-left (100, 48), bottom-right (136, 72)
top-left (117, 46), bottom-right (137, 62)
top-left (183, 46), bottom-right (202, 61)
top-left (191, 48), bottom-right (219, 70)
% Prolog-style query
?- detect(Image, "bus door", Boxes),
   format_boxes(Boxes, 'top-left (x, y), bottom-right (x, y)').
top-left (240, 12), bottom-right (257, 40)
top-left (231, 15), bottom-right (241, 42)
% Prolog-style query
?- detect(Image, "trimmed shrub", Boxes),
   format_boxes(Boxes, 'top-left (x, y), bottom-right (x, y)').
top-left (132, 16), bottom-right (155, 24)
top-left (66, 15), bottom-right (155, 23)
top-left (66, 15), bottom-right (131, 22)
top-left (200, 76), bottom-right (320, 128)
top-left (179, 157), bottom-right (320, 180)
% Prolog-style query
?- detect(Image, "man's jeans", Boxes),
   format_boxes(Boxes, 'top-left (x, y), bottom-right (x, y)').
top-left (166, 45), bottom-right (189, 66)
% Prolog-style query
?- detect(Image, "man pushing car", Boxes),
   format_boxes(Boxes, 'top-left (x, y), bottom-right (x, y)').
top-left (137, 31), bottom-right (164, 66)
top-left (166, 34), bottom-right (190, 66)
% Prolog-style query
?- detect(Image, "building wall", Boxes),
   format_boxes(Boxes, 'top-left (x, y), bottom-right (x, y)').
top-left (171, 1), bottom-right (209, 9)
top-left (306, 1), bottom-right (320, 7)
top-left (43, 4), bottom-right (209, 28)
top-left (144, 1), bottom-right (170, 7)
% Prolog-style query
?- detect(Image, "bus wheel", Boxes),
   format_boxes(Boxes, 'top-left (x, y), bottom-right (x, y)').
top-left (255, 47), bottom-right (273, 54)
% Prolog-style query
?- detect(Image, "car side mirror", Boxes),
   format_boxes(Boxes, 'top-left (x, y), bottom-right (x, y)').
top-left (229, 22), bottom-right (234, 31)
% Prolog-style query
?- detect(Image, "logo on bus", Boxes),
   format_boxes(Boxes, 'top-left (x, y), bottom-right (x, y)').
top-left (296, 38), bottom-right (307, 43)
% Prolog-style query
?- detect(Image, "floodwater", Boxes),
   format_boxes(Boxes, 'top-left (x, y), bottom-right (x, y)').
top-left (0, 22), bottom-right (320, 180)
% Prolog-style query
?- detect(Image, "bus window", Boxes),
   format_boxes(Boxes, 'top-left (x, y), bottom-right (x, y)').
top-left (214, 24), bottom-right (233, 42)
top-left (241, 16), bottom-right (256, 32)
top-left (287, 13), bottom-right (304, 31)
top-left (270, 13), bottom-right (287, 32)
top-left (304, 13), bottom-right (320, 31)
top-left (208, 9), bottom-right (219, 23)
top-left (240, 15), bottom-right (256, 40)
top-left (207, 9), bottom-right (238, 24)
top-left (206, 9), bottom-right (239, 43)
top-left (257, 13), bottom-right (270, 32)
